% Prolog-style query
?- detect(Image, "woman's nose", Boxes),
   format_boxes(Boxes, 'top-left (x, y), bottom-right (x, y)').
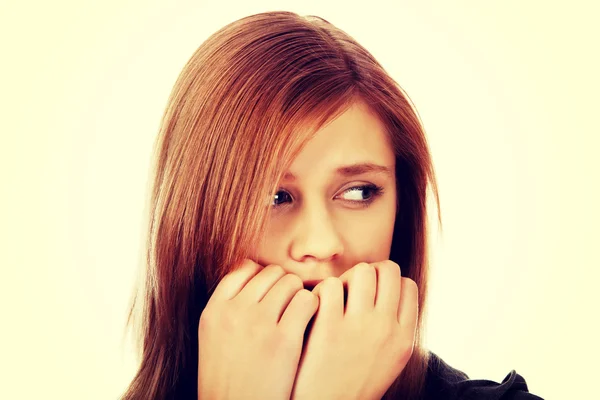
top-left (289, 200), bottom-right (344, 263)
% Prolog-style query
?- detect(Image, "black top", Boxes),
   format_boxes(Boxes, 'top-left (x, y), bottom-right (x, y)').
top-left (423, 352), bottom-right (544, 399)
top-left (173, 350), bottom-right (544, 399)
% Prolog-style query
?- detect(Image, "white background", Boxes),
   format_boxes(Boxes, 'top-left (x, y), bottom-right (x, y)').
top-left (2, 1), bottom-right (598, 399)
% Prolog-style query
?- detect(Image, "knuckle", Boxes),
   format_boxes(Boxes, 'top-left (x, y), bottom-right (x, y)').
top-left (239, 258), bottom-right (257, 268)
top-left (282, 273), bottom-right (303, 289)
top-left (294, 288), bottom-right (315, 304)
top-left (402, 277), bottom-right (418, 291)
top-left (224, 303), bottom-right (244, 323)
top-left (247, 317), bottom-right (271, 336)
top-left (381, 261), bottom-right (399, 275)
top-left (222, 259), bottom-right (259, 280)
top-left (236, 258), bottom-right (260, 272)
top-left (273, 328), bottom-right (299, 351)
top-left (355, 262), bottom-right (372, 272)
top-left (382, 260), bottom-right (401, 274)
top-left (322, 276), bottom-right (342, 290)
top-left (380, 319), bottom-right (398, 341)
top-left (201, 303), bottom-right (238, 332)
top-left (266, 264), bottom-right (286, 275)
top-left (227, 299), bottom-right (254, 324)
top-left (366, 316), bottom-right (395, 344)
top-left (198, 306), bottom-right (214, 329)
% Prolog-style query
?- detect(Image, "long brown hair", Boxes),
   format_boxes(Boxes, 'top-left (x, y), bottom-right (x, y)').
top-left (120, 11), bottom-right (441, 400)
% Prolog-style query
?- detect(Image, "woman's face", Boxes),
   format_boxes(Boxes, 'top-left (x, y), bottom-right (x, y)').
top-left (255, 101), bottom-right (397, 287)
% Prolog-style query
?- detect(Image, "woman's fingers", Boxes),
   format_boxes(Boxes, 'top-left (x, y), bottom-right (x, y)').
top-left (374, 261), bottom-right (401, 317)
top-left (310, 277), bottom-right (344, 323)
top-left (278, 289), bottom-right (319, 333)
top-left (341, 263), bottom-right (377, 315)
top-left (398, 277), bottom-right (419, 336)
top-left (208, 259), bottom-right (263, 303)
top-left (337, 261), bottom-right (405, 319)
top-left (210, 258), bottom-right (415, 333)
top-left (236, 264), bottom-right (287, 303)
top-left (259, 273), bottom-right (304, 323)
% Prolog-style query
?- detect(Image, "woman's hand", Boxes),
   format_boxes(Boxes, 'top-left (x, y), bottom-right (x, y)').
top-left (291, 261), bottom-right (418, 400)
top-left (197, 259), bottom-right (319, 400)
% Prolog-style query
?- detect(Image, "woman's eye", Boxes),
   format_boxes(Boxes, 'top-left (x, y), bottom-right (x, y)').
top-left (272, 190), bottom-right (293, 206)
top-left (339, 185), bottom-right (383, 204)
top-left (271, 185), bottom-right (383, 208)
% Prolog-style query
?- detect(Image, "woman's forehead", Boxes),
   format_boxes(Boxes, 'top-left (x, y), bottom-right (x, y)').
top-left (284, 103), bottom-right (395, 182)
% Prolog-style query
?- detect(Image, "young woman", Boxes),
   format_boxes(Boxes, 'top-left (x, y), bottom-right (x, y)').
top-left (120, 11), bottom-right (542, 400)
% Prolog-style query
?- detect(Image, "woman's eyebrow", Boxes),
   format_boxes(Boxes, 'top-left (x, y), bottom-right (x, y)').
top-left (283, 162), bottom-right (394, 181)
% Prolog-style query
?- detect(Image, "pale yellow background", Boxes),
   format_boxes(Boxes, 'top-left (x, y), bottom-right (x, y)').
top-left (2, 1), bottom-right (598, 398)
